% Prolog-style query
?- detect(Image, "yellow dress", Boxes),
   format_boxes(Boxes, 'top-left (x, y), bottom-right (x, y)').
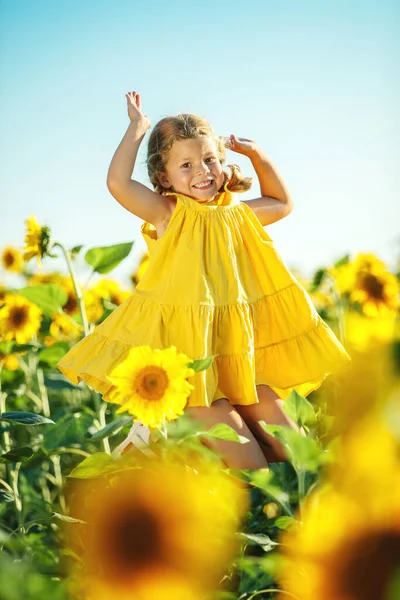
top-left (57, 182), bottom-right (350, 407)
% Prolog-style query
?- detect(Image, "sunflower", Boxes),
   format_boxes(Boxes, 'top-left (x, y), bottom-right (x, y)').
top-left (131, 253), bottom-right (150, 286)
top-left (350, 269), bottom-right (399, 316)
top-left (84, 289), bottom-right (104, 324)
top-left (107, 345), bottom-right (195, 428)
top-left (0, 353), bottom-right (19, 371)
top-left (331, 253), bottom-right (399, 315)
top-left (278, 416), bottom-right (400, 600)
top-left (91, 279), bottom-right (131, 306)
top-left (1, 247), bottom-right (23, 273)
top-left (49, 312), bottom-right (82, 340)
top-left (23, 215), bottom-right (52, 266)
top-left (320, 343), bottom-right (398, 437)
top-left (66, 459), bottom-right (248, 599)
top-left (0, 294), bottom-right (42, 344)
top-left (345, 310), bottom-right (398, 351)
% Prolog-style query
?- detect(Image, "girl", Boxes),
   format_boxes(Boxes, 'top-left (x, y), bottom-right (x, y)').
top-left (58, 91), bottom-right (349, 470)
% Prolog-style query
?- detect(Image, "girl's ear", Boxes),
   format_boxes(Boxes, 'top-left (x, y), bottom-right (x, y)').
top-left (157, 172), bottom-right (171, 188)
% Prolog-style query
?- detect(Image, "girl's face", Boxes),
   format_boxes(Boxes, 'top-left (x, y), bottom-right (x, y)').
top-left (159, 137), bottom-right (225, 200)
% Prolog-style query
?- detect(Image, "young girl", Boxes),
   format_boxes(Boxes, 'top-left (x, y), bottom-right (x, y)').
top-left (58, 91), bottom-right (349, 470)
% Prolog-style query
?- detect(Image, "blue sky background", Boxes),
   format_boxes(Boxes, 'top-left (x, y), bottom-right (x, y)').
top-left (1, 0), bottom-right (399, 287)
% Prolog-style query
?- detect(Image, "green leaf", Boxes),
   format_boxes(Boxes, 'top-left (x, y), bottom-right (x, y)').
top-left (274, 516), bottom-right (297, 530)
top-left (205, 423), bottom-right (249, 444)
top-left (38, 342), bottom-right (70, 368)
top-left (188, 355), bottom-right (215, 372)
top-left (261, 423), bottom-right (321, 472)
top-left (70, 245), bottom-right (83, 257)
top-left (19, 284), bottom-right (68, 316)
top-left (0, 446), bottom-right (34, 463)
top-left (44, 374), bottom-right (80, 390)
top-left (246, 469), bottom-right (290, 505)
top-left (67, 452), bottom-right (117, 479)
top-left (89, 416), bottom-right (132, 441)
top-left (283, 390), bottom-right (317, 428)
top-left (310, 267), bottom-right (327, 292)
top-left (42, 412), bottom-right (93, 453)
top-left (52, 512), bottom-right (86, 524)
top-left (84, 242), bottom-right (134, 274)
top-left (238, 532), bottom-right (278, 552)
top-left (0, 412), bottom-right (55, 426)
top-left (334, 254), bottom-right (350, 269)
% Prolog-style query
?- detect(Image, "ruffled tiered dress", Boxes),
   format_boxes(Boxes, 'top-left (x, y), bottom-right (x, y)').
top-left (57, 182), bottom-right (350, 407)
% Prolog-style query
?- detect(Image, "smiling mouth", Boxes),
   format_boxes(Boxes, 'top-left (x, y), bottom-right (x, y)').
top-left (193, 180), bottom-right (214, 189)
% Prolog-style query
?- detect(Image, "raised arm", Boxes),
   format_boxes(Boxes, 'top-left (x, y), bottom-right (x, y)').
top-left (224, 135), bottom-right (294, 226)
top-left (106, 91), bottom-right (172, 226)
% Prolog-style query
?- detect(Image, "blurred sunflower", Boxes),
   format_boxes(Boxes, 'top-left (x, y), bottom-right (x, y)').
top-left (345, 310), bottom-right (398, 351)
top-left (84, 289), bottom-right (104, 324)
top-left (321, 342), bottom-right (398, 437)
top-left (331, 252), bottom-right (399, 316)
top-left (131, 253), bottom-right (150, 286)
top-left (29, 273), bottom-right (79, 315)
top-left (0, 295), bottom-right (42, 344)
top-left (107, 345), bottom-right (195, 428)
top-left (278, 416), bottom-right (400, 600)
top-left (91, 279), bottom-right (131, 306)
top-left (23, 215), bottom-right (52, 266)
top-left (1, 247), bottom-right (23, 273)
top-left (0, 353), bottom-right (19, 371)
top-left (49, 312), bottom-right (82, 341)
top-left (66, 459), bottom-right (248, 599)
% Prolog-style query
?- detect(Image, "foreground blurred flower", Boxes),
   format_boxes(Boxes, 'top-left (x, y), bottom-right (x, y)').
top-left (131, 252), bottom-right (150, 286)
top-left (107, 345), bottom-right (195, 428)
top-left (66, 459), bottom-right (248, 599)
top-left (0, 295), bottom-right (42, 344)
top-left (1, 247), bottom-right (23, 273)
top-left (278, 415), bottom-right (400, 600)
top-left (23, 215), bottom-right (52, 266)
top-left (322, 343), bottom-right (398, 436)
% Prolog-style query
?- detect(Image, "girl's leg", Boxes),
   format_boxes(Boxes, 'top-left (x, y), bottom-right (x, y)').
top-left (234, 385), bottom-right (300, 463)
top-left (184, 398), bottom-right (269, 471)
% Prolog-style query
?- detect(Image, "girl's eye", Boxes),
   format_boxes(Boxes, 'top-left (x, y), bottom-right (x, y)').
top-left (181, 157), bottom-right (215, 168)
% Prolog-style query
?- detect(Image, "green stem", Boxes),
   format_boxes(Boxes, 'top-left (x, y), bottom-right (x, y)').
top-left (297, 467), bottom-right (306, 521)
top-left (242, 589), bottom-right (300, 600)
top-left (11, 463), bottom-right (24, 533)
top-left (0, 478), bottom-right (13, 492)
top-left (0, 392), bottom-right (11, 454)
top-left (37, 367), bottom-right (50, 418)
top-left (52, 455), bottom-right (66, 513)
top-left (53, 241), bottom-right (89, 336)
top-left (99, 401), bottom-right (111, 454)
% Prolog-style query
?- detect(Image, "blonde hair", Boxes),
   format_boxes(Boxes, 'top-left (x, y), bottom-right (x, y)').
top-left (146, 114), bottom-right (252, 196)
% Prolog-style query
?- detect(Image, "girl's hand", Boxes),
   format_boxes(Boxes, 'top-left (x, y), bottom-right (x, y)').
top-left (125, 91), bottom-right (151, 131)
top-left (220, 134), bottom-right (260, 159)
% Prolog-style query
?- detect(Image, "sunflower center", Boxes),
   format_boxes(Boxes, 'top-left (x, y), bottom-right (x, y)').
top-left (361, 273), bottom-right (385, 300)
top-left (9, 306), bottom-right (29, 328)
top-left (337, 528), bottom-right (400, 599)
top-left (3, 252), bottom-right (16, 268)
top-left (134, 366), bottom-right (169, 401)
top-left (63, 292), bottom-right (78, 315)
top-left (104, 505), bottom-right (163, 580)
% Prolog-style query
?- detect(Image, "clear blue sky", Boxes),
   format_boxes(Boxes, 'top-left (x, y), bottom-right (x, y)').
top-left (1, 0), bottom-right (399, 286)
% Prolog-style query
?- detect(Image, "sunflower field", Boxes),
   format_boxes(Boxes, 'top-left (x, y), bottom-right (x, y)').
top-left (0, 216), bottom-right (399, 600)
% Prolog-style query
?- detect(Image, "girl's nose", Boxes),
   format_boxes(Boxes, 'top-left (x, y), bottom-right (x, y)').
top-left (196, 163), bottom-right (209, 175)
